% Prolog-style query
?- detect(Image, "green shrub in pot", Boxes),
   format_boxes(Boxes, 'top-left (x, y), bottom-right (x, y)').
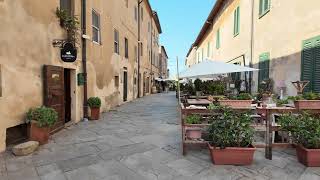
top-left (87, 97), bottom-right (102, 108)
top-left (26, 106), bottom-right (58, 128)
top-left (185, 115), bottom-right (201, 124)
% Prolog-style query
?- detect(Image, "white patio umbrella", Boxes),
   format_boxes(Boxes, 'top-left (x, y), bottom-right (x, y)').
top-left (179, 59), bottom-right (259, 78)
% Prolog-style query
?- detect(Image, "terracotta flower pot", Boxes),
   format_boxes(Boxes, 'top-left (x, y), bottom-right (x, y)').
top-left (296, 145), bottom-right (320, 167)
top-left (186, 127), bottom-right (202, 139)
top-left (208, 143), bottom-right (256, 165)
top-left (29, 121), bottom-right (49, 145)
top-left (90, 107), bottom-right (100, 120)
top-left (218, 100), bottom-right (253, 108)
top-left (294, 100), bottom-right (320, 110)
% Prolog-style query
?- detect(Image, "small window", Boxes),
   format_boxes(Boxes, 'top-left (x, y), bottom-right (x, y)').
top-left (115, 76), bottom-right (119, 88)
top-left (216, 29), bottom-right (220, 49)
top-left (134, 6), bottom-right (138, 22)
top-left (134, 45), bottom-right (138, 62)
top-left (114, 29), bottom-right (119, 54)
top-left (140, 7), bottom-right (143, 21)
top-left (125, 38), bottom-right (129, 58)
top-left (233, 6), bottom-right (240, 36)
top-left (92, 10), bottom-right (100, 43)
top-left (60, 0), bottom-right (72, 15)
top-left (259, 0), bottom-right (270, 18)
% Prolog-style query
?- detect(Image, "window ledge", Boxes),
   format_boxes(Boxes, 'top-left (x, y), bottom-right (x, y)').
top-left (259, 9), bottom-right (270, 19)
top-left (234, 33), bottom-right (239, 38)
top-left (92, 41), bottom-right (101, 45)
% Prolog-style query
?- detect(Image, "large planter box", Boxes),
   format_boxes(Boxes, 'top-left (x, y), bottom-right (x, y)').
top-left (29, 121), bottom-right (49, 145)
top-left (208, 143), bottom-right (256, 165)
top-left (218, 100), bottom-right (253, 108)
top-left (90, 107), bottom-right (100, 120)
top-left (296, 145), bottom-right (320, 167)
top-left (294, 100), bottom-right (320, 110)
top-left (185, 127), bottom-right (202, 140)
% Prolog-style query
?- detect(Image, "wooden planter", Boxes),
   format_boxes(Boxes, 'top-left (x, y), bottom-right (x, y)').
top-left (90, 107), bottom-right (100, 120)
top-left (296, 145), bottom-right (320, 167)
top-left (218, 100), bottom-right (253, 108)
top-left (208, 143), bottom-right (256, 165)
top-left (29, 121), bottom-right (49, 145)
top-left (294, 100), bottom-right (320, 110)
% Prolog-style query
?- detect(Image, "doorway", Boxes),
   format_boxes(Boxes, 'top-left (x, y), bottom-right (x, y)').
top-left (64, 69), bottom-right (72, 123)
top-left (123, 71), bottom-right (128, 102)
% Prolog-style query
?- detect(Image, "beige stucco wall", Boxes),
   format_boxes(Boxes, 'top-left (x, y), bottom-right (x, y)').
top-left (187, 0), bottom-right (320, 96)
top-left (0, 0), bottom-right (163, 152)
top-left (0, 0), bottom-right (83, 152)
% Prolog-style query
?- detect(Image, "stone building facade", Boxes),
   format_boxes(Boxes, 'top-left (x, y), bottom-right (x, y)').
top-left (186, 0), bottom-right (320, 95)
top-left (0, 0), bottom-right (166, 152)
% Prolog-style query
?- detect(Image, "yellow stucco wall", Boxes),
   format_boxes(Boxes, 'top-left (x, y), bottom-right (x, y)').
top-left (187, 0), bottom-right (320, 96)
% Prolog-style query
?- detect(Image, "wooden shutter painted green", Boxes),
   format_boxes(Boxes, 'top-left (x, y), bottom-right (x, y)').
top-left (302, 36), bottom-right (320, 92)
top-left (259, 0), bottom-right (263, 15)
top-left (234, 6), bottom-right (240, 36)
top-left (259, 0), bottom-right (270, 17)
top-left (258, 53), bottom-right (270, 85)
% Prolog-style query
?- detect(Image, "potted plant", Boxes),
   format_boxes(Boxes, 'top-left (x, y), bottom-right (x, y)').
top-left (194, 78), bottom-right (202, 99)
top-left (279, 112), bottom-right (320, 167)
top-left (26, 106), bottom-right (58, 145)
top-left (88, 97), bottom-right (102, 120)
top-left (288, 92), bottom-right (320, 109)
top-left (207, 107), bottom-right (256, 165)
top-left (185, 115), bottom-right (202, 140)
top-left (219, 93), bottom-right (253, 108)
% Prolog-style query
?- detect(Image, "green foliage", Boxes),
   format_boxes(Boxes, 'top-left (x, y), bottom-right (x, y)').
top-left (185, 115), bottom-right (202, 124)
top-left (229, 93), bottom-right (252, 100)
top-left (56, 8), bottom-right (80, 44)
top-left (26, 106), bottom-right (58, 128)
top-left (208, 103), bottom-right (223, 110)
top-left (279, 112), bottom-right (320, 149)
top-left (288, 92), bottom-right (320, 101)
top-left (276, 99), bottom-right (289, 106)
top-left (88, 97), bottom-right (102, 108)
top-left (207, 106), bottom-right (254, 148)
top-left (194, 79), bottom-right (202, 91)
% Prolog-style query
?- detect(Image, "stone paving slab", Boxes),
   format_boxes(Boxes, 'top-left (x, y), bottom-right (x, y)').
top-left (0, 92), bottom-right (320, 180)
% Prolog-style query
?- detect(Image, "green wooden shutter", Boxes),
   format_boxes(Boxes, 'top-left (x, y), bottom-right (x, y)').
top-left (259, 0), bottom-right (263, 16)
top-left (216, 29), bottom-right (220, 49)
top-left (314, 39), bottom-right (320, 92)
top-left (233, 7), bottom-right (240, 36)
top-left (302, 41), bottom-right (315, 92)
top-left (264, 0), bottom-right (270, 12)
top-left (258, 53), bottom-right (270, 85)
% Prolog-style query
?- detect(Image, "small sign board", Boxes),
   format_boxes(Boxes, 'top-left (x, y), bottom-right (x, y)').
top-left (61, 42), bottom-right (77, 62)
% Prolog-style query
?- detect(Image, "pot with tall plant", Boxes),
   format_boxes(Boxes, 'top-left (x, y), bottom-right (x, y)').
top-left (26, 106), bottom-right (58, 145)
top-left (207, 106), bottom-right (256, 165)
top-left (279, 112), bottom-right (320, 167)
top-left (88, 97), bottom-right (101, 120)
top-left (185, 115), bottom-right (202, 140)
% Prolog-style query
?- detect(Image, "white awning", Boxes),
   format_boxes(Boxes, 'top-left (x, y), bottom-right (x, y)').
top-left (179, 59), bottom-right (259, 79)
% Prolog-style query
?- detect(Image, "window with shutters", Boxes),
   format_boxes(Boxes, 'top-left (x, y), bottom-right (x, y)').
top-left (114, 29), bottom-right (119, 54)
top-left (216, 29), bottom-right (220, 49)
top-left (125, 38), bottom-right (129, 58)
top-left (301, 35), bottom-right (320, 93)
top-left (258, 52), bottom-right (270, 86)
top-left (92, 10), bottom-right (100, 44)
top-left (259, 0), bottom-right (270, 18)
top-left (234, 6), bottom-right (240, 36)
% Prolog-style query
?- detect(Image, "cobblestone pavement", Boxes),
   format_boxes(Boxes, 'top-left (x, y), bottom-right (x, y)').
top-left (1, 92), bottom-right (320, 180)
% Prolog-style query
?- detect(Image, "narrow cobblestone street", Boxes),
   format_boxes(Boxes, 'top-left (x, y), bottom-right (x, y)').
top-left (1, 93), bottom-right (320, 180)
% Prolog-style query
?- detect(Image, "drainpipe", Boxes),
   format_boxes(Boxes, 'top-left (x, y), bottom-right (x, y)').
top-left (81, 0), bottom-right (88, 119)
top-left (138, 0), bottom-right (143, 98)
top-left (249, 0), bottom-right (255, 93)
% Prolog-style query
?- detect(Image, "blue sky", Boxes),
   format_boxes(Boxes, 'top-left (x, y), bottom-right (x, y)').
top-left (149, 0), bottom-right (216, 77)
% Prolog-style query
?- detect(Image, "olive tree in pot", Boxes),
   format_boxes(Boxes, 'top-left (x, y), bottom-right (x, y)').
top-left (88, 97), bottom-right (102, 120)
top-left (26, 107), bottom-right (58, 145)
top-left (279, 112), bottom-right (320, 167)
top-left (207, 106), bottom-right (256, 165)
top-left (185, 115), bottom-right (202, 140)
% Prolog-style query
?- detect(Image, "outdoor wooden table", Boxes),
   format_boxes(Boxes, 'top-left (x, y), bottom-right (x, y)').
top-left (188, 95), bottom-right (208, 99)
top-left (187, 99), bottom-right (211, 106)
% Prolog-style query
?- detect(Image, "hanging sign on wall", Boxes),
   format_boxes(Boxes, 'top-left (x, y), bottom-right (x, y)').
top-left (61, 42), bottom-right (77, 62)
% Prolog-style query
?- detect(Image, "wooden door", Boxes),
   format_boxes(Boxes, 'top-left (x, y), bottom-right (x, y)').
top-left (44, 65), bottom-right (65, 133)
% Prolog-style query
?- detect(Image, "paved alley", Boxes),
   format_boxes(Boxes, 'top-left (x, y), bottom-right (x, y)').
top-left (1, 93), bottom-right (320, 180)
